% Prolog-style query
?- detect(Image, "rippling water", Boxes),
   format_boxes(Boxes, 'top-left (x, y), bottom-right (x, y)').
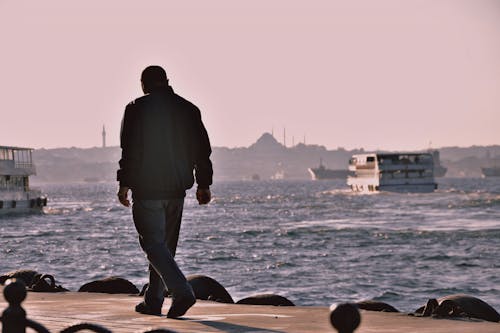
top-left (1, 178), bottom-right (499, 312)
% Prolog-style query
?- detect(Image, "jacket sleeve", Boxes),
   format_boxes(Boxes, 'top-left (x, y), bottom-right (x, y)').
top-left (193, 109), bottom-right (213, 189)
top-left (117, 102), bottom-right (142, 187)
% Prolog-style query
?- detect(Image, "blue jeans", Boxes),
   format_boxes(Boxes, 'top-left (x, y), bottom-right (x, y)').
top-left (132, 198), bottom-right (191, 308)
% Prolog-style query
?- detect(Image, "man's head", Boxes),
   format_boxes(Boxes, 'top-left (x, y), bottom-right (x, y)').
top-left (141, 65), bottom-right (168, 93)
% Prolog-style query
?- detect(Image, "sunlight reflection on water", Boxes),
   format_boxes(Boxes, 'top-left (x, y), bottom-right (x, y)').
top-left (1, 178), bottom-right (499, 312)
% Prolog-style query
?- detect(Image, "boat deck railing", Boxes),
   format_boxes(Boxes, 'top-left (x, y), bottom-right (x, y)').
top-left (0, 159), bottom-right (36, 176)
top-left (14, 161), bottom-right (34, 169)
top-left (1, 146), bottom-right (34, 170)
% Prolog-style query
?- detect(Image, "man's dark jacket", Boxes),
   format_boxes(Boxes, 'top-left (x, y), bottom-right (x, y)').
top-left (117, 86), bottom-right (213, 199)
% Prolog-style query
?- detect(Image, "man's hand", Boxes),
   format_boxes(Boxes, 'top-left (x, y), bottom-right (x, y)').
top-left (118, 186), bottom-right (131, 207)
top-left (196, 188), bottom-right (211, 205)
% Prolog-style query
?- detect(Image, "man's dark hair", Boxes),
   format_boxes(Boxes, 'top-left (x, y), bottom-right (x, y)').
top-left (141, 66), bottom-right (168, 92)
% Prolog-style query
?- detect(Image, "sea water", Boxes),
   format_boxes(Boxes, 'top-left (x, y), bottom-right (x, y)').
top-left (1, 178), bottom-right (499, 312)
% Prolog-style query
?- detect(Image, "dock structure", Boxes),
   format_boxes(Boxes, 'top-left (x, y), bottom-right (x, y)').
top-left (1, 286), bottom-right (499, 333)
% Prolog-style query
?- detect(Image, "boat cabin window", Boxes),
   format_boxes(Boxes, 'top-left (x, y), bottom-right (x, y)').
top-left (418, 154), bottom-right (433, 164)
top-left (0, 175), bottom-right (25, 190)
top-left (12, 149), bottom-right (33, 168)
top-left (367, 156), bottom-right (375, 162)
top-left (377, 154), bottom-right (433, 165)
top-left (14, 150), bottom-right (30, 162)
top-left (0, 148), bottom-right (14, 160)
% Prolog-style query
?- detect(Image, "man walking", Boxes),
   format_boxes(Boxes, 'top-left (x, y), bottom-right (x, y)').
top-left (117, 65), bottom-right (213, 318)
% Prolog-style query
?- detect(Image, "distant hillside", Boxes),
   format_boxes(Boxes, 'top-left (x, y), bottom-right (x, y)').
top-left (438, 146), bottom-right (500, 177)
top-left (30, 134), bottom-right (500, 183)
top-left (33, 147), bottom-right (120, 183)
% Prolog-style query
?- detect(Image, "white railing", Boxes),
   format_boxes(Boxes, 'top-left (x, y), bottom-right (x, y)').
top-left (14, 161), bottom-right (34, 169)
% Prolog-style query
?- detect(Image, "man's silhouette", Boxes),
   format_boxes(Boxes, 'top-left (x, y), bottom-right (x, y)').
top-left (117, 65), bottom-right (213, 318)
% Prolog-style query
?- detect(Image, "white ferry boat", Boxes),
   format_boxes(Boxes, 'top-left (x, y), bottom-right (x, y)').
top-left (0, 146), bottom-right (47, 215)
top-left (347, 153), bottom-right (438, 193)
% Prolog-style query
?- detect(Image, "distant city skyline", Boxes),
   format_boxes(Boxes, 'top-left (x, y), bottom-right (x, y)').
top-left (1, 0), bottom-right (499, 151)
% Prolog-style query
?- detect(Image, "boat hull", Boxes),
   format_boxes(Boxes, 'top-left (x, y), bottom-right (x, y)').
top-left (377, 183), bottom-right (437, 193)
top-left (0, 197), bottom-right (46, 215)
top-left (348, 181), bottom-right (437, 193)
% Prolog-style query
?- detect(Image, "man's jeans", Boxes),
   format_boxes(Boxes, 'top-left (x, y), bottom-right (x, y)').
top-left (132, 198), bottom-right (191, 308)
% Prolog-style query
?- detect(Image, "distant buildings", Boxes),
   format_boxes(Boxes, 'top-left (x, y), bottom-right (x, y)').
top-left (28, 132), bottom-right (500, 182)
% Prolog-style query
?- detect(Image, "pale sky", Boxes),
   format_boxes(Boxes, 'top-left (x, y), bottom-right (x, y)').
top-left (0, 0), bottom-right (499, 151)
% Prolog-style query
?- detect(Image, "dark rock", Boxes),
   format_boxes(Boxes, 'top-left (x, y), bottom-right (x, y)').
top-left (415, 294), bottom-right (500, 323)
top-left (356, 300), bottom-right (399, 312)
top-left (237, 294), bottom-right (295, 306)
top-left (187, 274), bottom-right (234, 304)
top-left (0, 270), bottom-right (39, 286)
top-left (78, 277), bottom-right (139, 294)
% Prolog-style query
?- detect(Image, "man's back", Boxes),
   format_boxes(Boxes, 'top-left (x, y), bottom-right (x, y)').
top-left (118, 86), bottom-right (212, 200)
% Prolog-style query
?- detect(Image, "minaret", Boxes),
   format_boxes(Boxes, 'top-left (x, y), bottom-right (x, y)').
top-left (102, 125), bottom-right (106, 148)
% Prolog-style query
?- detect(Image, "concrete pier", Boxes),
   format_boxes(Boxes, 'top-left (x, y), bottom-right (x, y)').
top-left (1, 287), bottom-right (499, 332)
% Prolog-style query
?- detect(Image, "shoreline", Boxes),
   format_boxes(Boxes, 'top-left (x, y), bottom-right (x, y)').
top-left (1, 287), bottom-right (499, 333)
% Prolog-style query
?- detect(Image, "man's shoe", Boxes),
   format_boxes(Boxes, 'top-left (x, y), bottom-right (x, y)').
top-left (135, 301), bottom-right (162, 316)
top-left (166, 294), bottom-right (196, 318)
